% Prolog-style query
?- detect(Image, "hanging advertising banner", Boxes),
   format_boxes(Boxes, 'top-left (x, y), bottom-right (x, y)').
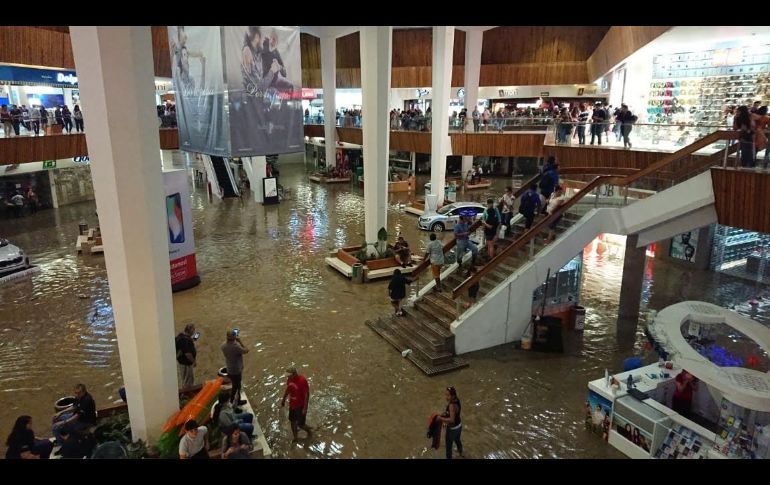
top-left (162, 170), bottom-right (200, 291)
top-left (224, 26), bottom-right (304, 156)
top-left (167, 26), bottom-right (230, 156)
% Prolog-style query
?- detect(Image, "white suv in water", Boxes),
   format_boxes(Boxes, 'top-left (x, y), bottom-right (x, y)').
top-left (0, 239), bottom-right (30, 276)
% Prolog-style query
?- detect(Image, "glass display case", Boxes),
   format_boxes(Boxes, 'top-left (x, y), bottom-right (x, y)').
top-left (611, 395), bottom-right (667, 454)
top-left (531, 254), bottom-right (582, 310)
top-left (654, 418), bottom-right (714, 459)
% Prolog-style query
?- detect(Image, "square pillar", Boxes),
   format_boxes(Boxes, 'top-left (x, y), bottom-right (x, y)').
top-left (69, 26), bottom-right (180, 443)
top-left (430, 26), bottom-right (454, 206)
top-left (360, 27), bottom-right (392, 249)
top-left (321, 35), bottom-right (337, 169)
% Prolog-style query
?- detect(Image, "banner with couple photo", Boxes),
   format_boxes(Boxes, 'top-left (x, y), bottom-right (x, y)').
top-left (168, 26), bottom-right (303, 157)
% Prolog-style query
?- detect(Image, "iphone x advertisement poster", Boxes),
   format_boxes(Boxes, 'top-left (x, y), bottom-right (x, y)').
top-left (163, 170), bottom-right (198, 290)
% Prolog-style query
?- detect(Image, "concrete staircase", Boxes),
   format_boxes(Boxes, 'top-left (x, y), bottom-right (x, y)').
top-left (366, 210), bottom-right (582, 375)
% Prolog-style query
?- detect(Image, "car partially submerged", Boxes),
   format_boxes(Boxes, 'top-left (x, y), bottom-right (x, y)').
top-left (0, 239), bottom-right (30, 276)
top-left (417, 201), bottom-right (486, 232)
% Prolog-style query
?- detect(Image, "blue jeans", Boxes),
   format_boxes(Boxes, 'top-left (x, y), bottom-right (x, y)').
top-left (235, 413), bottom-right (254, 436)
top-left (446, 425), bottom-right (463, 459)
top-left (577, 125), bottom-right (586, 144)
top-left (455, 239), bottom-right (478, 267)
top-left (52, 412), bottom-right (90, 444)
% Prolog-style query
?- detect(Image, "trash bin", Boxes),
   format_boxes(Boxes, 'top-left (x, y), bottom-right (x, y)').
top-left (78, 222), bottom-right (89, 235)
top-left (351, 263), bottom-right (364, 284)
top-left (572, 305), bottom-right (586, 331)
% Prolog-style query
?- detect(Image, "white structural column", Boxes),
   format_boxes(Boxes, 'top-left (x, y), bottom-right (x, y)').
top-left (430, 26), bottom-right (455, 206)
top-left (321, 35), bottom-right (337, 169)
top-left (461, 29), bottom-right (483, 176)
top-left (69, 27), bottom-right (179, 443)
top-left (242, 156), bottom-right (267, 202)
top-left (360, 26), bottom-right (392, 251)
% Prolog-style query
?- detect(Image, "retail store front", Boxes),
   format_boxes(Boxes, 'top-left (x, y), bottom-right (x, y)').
top-left (711, 223), bottom-right (770, 285)
top-left (587, 301), bottom-right (770, 459)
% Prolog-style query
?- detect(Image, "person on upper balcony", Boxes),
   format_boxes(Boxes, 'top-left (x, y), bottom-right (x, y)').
top-left (734, 105), bottom-right (756, 167)
top-left (617, 104), bottom-right (638, 149)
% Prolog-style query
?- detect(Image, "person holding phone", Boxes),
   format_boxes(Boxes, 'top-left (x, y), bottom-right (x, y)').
top-left (222, 329), bottom-right (249, 406)
top-left (175, 324), bottom-right (197, 388)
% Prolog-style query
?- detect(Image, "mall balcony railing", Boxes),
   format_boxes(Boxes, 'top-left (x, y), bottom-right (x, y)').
top-left (303, 116), bottom-right (554, 133)
top-left (546, 121), bottom-right (732, 155)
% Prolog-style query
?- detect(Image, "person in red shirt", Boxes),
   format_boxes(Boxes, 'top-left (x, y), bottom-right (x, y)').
top-left (281, 366), bottom-right (312, 441)
top-left (672, 370), bottom-right (697, 418)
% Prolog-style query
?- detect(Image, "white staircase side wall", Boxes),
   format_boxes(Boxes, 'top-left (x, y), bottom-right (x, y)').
top-left (452, 171), bottom-right (718, 355)
top-left (202, 155), bottom-right (223, 200)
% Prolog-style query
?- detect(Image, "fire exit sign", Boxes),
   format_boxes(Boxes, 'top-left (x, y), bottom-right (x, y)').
top-left (42, 160), bottom-right (56, 169)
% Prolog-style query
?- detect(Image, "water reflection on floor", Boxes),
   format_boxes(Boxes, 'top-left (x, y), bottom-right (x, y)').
top-left (1, 160), bottom-right (769, 459)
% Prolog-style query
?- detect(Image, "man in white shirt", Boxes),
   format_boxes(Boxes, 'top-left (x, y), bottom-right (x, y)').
top-left (178, 420), bottom-right (209, 459)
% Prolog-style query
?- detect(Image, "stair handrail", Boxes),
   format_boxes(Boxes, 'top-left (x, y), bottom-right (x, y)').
top-left (450, 130), bottom-right (739, 299)
top-left (410, 172), bottom-right (544, 278)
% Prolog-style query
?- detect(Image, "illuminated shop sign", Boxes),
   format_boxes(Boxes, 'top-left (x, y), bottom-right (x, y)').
top-left (56, 73), bottom-right (78, 85)
top-left (73, 156), bottom-right (90, 164)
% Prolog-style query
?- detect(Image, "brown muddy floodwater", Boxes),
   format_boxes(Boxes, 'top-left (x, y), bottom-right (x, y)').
top-left (2, 159), bottom-right (769, 458)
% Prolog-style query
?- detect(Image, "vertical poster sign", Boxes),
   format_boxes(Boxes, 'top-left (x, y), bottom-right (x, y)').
top-left (163, 170), bottom-right (200, 291)
top-left (167, 26), bottom-right (230, 156)
top-left (670, 231), bottom-right (697, 262)
top-left (224, 26), bottom-right (304, 155)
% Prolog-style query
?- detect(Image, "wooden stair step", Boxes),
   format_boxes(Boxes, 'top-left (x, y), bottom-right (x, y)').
top-left (414, 300), bottom-right (454, 329)
top-left (406, 353), bottom-right (469, 376)
top-left (402, 307), bottom-right (454, 339)
top-left (391, 313), bottom-right (450, 351)
top-left (421, 293), bottom-right (458, 320)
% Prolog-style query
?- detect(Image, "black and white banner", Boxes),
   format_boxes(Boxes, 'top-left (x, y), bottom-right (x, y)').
top-left (167, 26), bottom-right (303, 157)
top-left (224, 26), bottom-right (303, 155)
top-left (167, 26), bottom-right (230, 156)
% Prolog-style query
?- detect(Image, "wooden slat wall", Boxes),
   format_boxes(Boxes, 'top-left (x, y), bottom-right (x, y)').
top-left (0, 130), bottom-right (178, 164)
top-left (587, 26), bottom-right (671, 81)
top-left (453, 133), bottom-right (545, 157)
top-left (389, 131), bottom-right (432, 153)
top-left (303, 125), bottom-right (325, 138)
top-left (336, 128), bottom-right (363, 145)
top-left (479, 61), bottom-right (589, 86)
top-left (151, 26), bottom-right (172, 78)
top-left (482, 26), bottom-right (609, 64)
top-left (0, 26), bottom-right (75, 69)
top-left (711, 168), bottom-right (770, 233)
top-left (0, 134), bottom-right (88, 165)
top-left (158, 128), bottom-right (179, 150)
top-left (543, 144), bottom-right (720, 190)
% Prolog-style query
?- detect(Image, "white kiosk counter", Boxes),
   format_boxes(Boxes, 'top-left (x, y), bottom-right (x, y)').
top-left (587, 301), bottom-right (770, 459)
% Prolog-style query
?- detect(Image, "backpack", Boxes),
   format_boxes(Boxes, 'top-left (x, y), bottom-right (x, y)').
top-left (519, 191), bottom-right (536, 215)
top-left (483, 207), bottom-right (501, 226)
top-left (175, 333), bottom-right (190, 365)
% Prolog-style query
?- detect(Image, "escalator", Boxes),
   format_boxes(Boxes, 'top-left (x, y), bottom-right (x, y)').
top-left (209, 156), bottom-right (238, 198)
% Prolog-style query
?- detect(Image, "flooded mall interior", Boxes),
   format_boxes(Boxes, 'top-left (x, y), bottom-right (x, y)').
top-left (1, 25), bottom-right (770, 460)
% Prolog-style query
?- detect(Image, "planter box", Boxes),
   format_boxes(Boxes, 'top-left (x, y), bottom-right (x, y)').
top-left (365, 256), bottom-right (399, 270)
top-left (337, 248), bottom-right (360, 266)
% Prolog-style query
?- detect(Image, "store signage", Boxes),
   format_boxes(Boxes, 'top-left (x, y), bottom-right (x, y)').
top-left (498, 89), bottom-right (518, 97)
top-left (457, 88), bottom-right (465, 98)
top-left (73, 156), bottom-right (90, 164)
top-left (415, 88), bottom-right (430, 97)
top-left (163, 170), bottom-right (199, 291)
top-left (56, 73), bottom-right (78, 85)
top-left (42, 160), bottom-right (56, 169)
top-left (301, 88), bottom-right (316, 99)
top-left (0, 66), bottom-right (78, 86)
top-left (540, 91), bottom-right (550, 97)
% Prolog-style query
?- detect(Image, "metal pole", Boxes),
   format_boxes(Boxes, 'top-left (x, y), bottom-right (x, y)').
top-left (594, 185), bottom-right (600, 208)
top-left (624, 185), bottom-right (629, 206)
top-left (529, 237), bottom-right (535, 259)
top-left (723, 143), bottom-right (729, 168)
